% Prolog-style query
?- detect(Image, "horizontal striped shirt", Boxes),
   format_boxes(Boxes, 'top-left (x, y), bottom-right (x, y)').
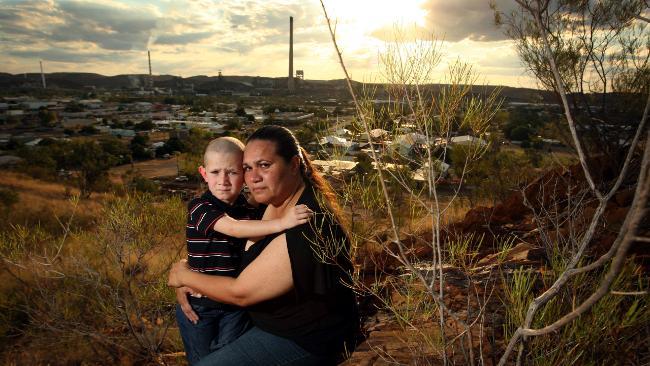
top-left (186, 191), bottom-right (260, 277)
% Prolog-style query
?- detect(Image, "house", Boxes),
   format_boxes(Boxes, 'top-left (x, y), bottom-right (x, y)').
top-left (319, 136), bottom-right (359, 157)
top-left (21, 101), bottom-right (56, 110)
top-left (78, 99), bottom-right (103, 109)
top-left (334, 128), bottom-right (353, 137)
top-left (319, 136), bottom-right (355, 149)
top-left (311, 159), bottom-right (358, 175)
top-left (62, 118), bottom-right (99, 128)
top-left (271, 112), bottom-right (314, 124)
top-left (24, 138), bottom-right (43, 147)
top-left (413, 160), bottom-right (451, 182)
top-left (110, 129), bottom-right (136, 138)
top-left (449, 135), bottom-right (487, 147)
top-left (359, 128), bottom-right (388, 142)
top-left (6, 110), bottom-right (24, 117)
top-left (393, 132), bottom-right (429, 156)
top-left (133, 102), bottom-right (153, 111)
top-left (371, 161), bottom-right (402, 171)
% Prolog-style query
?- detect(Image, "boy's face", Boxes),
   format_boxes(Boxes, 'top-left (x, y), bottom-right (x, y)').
top-left (198, 151), bottom-right (244, 205)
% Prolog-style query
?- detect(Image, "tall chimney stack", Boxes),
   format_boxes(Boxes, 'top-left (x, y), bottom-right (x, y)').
top-left (288, 16), bottom-right (295, 92)
top-left (39, 60), bottom-right (46, 89)
top-left (147, 50), bottom-right (154, 89)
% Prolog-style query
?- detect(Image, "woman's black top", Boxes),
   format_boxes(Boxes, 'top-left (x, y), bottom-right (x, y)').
top-left (240, 186), bottom-right (359, 358)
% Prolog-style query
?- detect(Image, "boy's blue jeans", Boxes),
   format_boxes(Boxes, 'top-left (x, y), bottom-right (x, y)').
top-left (175, 303), bottom-right (250, 366)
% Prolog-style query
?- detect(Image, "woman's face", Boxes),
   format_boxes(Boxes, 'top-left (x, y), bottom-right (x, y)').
top-left (243, 139), bottom-right (300, 206)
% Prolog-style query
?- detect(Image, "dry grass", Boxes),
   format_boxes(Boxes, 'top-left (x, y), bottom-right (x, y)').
top-left (403, 194), bottom-right (489, 235)
top-left (109, 157), bottom-right (182, 184)
top-left (0, 176), bottom-right (188, 365)
top-left (0, 171), bottom-right (108, 232)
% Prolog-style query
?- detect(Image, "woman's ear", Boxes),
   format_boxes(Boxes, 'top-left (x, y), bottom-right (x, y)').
top-left (290, 155), bottom-right (301, 175)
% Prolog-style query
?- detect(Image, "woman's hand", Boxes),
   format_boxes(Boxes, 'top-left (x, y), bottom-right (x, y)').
top-left (168, 259), bottom-right (190, 288)
top-left (176, 286), bottom-right (200, 324)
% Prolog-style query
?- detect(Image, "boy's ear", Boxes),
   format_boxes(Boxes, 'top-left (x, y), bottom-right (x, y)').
top-left (198, 166), bottom-right (208, 182)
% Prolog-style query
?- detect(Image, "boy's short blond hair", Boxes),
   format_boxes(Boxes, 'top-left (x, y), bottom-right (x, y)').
top-left (203, 137), bottom-right (245, 165)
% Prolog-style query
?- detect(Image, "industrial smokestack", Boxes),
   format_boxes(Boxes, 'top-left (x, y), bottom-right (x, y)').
top-left (288, 16), bottom-right (295, 92)
top-left (147, 50), bottom-right (154, 90)
top-left (39, 60), bottom-right (46, 89)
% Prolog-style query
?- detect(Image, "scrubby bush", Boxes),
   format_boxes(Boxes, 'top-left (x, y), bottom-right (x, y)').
top-left (130, 176), bottom-right (160, 194)
top-left (0, 194), bottom-right (186, 364)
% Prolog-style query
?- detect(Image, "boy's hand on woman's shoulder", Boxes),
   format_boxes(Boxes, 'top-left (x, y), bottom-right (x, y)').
top-left (280, 204), bottom-right (313, 230)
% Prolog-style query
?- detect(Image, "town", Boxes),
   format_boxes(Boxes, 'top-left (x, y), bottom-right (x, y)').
top-left (0, 70), bottom-right (570, 203)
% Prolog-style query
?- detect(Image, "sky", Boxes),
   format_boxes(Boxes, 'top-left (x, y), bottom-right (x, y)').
top-left (0, 0), bottom-right (538, 88)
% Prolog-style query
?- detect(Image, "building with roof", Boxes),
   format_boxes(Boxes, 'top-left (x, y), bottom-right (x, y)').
top-left (449, 135), bottom-right (487, 147)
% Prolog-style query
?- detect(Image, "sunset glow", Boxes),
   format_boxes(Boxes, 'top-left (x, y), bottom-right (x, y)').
top-left (0, 0), bottom-right (537, 87)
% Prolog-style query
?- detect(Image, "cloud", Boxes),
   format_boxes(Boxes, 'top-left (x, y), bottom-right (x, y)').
top-left (58, 1), bottom-right (158, 33)
top-left (8, 47), bottom-right (133, 63)
top-left (219, 0), bottom-right (323, 43)
top-left (52, 1), bottom-right (158, 50)
top-left (0, 0), bottom-right (531, 87)
top-left (154, 31), bottom-right (214, 45)
top-left (0, 1), bottom-right (59, 38)
top-left (229, 14), bottom-right (250, 28)
top-left (418, 0), bottom-right (515, 42)
top-left (0, 0), bottom-right (160, 51)
top-left (365, 0), bottom-right (517, 44)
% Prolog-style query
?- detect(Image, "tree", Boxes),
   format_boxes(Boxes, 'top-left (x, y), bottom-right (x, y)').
top-left (38, 108), bottom-right (57, 127)
top-left (492, 1), bottom-right (650, 364)
top-left (63, 141), bottom-right (116, 198)
top-left (234, 106), bottom-right (247, 117)
top-left (452, 146), bottom-right (536, 204)
top-left (509, 125), bottom-right (533, 141)
top-left (493, 0), bottom-right (649, 177)
top-left (79, 125), bottom-right (99, 135)
top-left (99, 137), bottom-right (131, 165)
top-left (134, 120), bottom-right (154, 131)
top-left (502, 106), bottom-right (546, 140)
top-left (64, 101), bottom-right (84, 113)
top-left (162, 136), bottom-right (186, 154)
top-left (130, 134), bottom-right (151, 161)
top-left (320, 2), bottom-right (502, 363)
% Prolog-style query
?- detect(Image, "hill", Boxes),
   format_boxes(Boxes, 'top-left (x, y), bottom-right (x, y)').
top-left (0, 72), bottom-right (557, 103)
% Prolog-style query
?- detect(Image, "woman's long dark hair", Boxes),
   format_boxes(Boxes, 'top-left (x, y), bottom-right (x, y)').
top-left (247, 125), bottom-right (347, 231)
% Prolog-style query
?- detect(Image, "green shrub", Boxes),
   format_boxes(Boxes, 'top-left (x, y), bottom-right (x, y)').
top-left (0, 188), bottom-right (18, 208)
top-left (502, 260), bottom-right (649, 365)
top-left (130, 176), bottom-right (160, 194)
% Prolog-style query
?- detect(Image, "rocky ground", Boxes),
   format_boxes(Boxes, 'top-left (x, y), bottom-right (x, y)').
top-left (343, 159), bottom-right (647, 365)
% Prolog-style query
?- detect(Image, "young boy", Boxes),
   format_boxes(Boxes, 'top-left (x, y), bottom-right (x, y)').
top-left (176, 136), bottom-right (312, 365)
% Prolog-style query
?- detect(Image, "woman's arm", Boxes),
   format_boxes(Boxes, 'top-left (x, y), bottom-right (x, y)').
top-left (169, 234), bottom-right (294, 307)
top-left (213, 205), bottom-right (312, 239)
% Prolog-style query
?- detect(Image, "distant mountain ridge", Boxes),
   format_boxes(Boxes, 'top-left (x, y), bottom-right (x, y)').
top-left (0, 72), bottom-right (557, 104)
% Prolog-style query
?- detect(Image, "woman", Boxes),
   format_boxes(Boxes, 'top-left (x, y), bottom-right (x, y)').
top-left (168, 125), bottom-right (359, 365)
